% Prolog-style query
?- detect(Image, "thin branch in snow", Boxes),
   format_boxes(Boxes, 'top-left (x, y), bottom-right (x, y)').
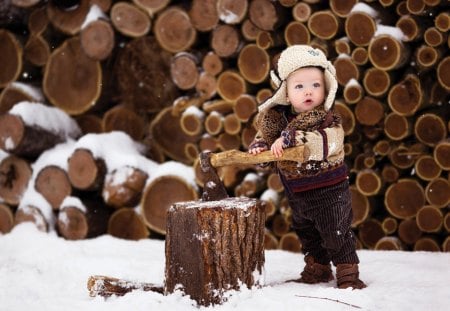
top-left (295, 295), bottom-right (362, 309)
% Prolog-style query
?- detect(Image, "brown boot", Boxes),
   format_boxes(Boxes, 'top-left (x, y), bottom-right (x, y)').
top-left (298, 255), bottom-right (334, 284)
top-left (336, 264), bottom-right (367, 289)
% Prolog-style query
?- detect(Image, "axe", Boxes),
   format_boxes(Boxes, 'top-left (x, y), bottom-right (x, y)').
top-left (199, 145), bottom-right (305, 201)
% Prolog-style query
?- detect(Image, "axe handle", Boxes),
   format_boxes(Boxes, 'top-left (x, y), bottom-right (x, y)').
top-left (210, 145), bottom-right (305, 168)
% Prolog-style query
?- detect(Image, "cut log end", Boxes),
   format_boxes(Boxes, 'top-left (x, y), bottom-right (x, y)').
top-left (68, 148), bottom-right (106, 191)
top-left (0, 204), bottom-right (14, 234)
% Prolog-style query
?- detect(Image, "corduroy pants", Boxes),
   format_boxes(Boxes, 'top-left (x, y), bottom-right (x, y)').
top-left (282, 178), bottom-right (360, 266)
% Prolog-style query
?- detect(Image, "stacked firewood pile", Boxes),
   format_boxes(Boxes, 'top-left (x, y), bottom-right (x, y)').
top-left (0, 0), bottom-right (449, 252)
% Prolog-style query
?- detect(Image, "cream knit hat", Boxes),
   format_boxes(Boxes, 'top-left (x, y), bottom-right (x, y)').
top-left (258, 45), bottom-right (338, 112)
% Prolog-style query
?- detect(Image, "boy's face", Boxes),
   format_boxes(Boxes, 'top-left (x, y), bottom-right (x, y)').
top-left (286, 67), bottom-right (325, 113)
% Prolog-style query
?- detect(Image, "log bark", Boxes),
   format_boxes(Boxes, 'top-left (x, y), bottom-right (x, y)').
top-left (0, 29), bottom-right (22, 89)
top-left (0, 114), bottom-right (67, 158)
top-left (165, 197), bottom-right (265, 306)
top-left (68, 148), bottom-right (107, 191)
top-left (102, 166), bottom-right (148, 209)
top-left (107, 208), bottom-right (149, 240)
top-left (140, 175), bottom-right (199, 235)
top-left (0, 154), bottom-right (32, 206)
top-left (87, 275), bottom-right (163, 298)
top-left (0, 203), bottom-right (14, 234)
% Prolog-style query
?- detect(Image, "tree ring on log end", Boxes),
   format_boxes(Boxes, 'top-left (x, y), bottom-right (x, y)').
top-left (140, 175), bottom-right (198, 235)
top-left (385, 179), bottom-right (425, 219)
top-left (0, 114), bottom-right (25, 153)
top-left (0, 30), bottom-right (23, 88)
top-left (43, 37), bottom-right (102, 115)
top-left (57, 206), bottom-right (88, 240)
top-left (369, 35), bottom-right (409, 71)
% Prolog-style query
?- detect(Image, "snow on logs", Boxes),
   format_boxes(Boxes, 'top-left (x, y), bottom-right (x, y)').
top-left (1, 0), bottom-right (449, 251)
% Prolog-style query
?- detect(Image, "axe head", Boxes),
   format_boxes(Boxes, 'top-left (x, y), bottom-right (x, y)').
top-left (199, 151), bottom-right (229, 201)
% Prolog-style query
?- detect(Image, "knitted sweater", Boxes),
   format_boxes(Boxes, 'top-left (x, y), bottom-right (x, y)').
top-left (249, 104), bottom-right (347, 192)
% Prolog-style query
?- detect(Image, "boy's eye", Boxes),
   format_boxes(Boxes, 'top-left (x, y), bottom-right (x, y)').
top-left (295, 84), bottom-right (303, 89)
top-left (313, 82), bottom-right (321, 88)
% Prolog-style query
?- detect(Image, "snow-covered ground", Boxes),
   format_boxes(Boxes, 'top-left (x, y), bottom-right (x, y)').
top-left (1, 223), bottom-right (449, 311)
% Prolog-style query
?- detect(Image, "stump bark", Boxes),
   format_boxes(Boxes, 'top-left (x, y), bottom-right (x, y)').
top-left (165, 197), bottom-right (265, 306)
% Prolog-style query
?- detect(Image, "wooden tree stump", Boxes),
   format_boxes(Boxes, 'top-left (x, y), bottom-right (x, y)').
top-left (165, 197), bottom-right (265, 306)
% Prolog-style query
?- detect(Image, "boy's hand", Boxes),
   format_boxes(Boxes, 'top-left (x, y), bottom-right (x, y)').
top-left (271, 137), bottom-right (284, 158)
top-left (248, 146), bottom-right (268, 155)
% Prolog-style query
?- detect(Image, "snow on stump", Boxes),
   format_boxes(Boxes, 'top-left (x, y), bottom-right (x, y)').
top-left (164, 197), bottom-right (266, 306)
